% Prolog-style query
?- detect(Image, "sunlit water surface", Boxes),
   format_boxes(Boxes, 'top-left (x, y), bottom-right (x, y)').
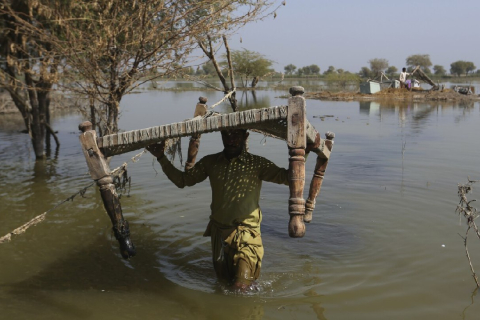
top-left (0, 89), bottom-right (479, 320)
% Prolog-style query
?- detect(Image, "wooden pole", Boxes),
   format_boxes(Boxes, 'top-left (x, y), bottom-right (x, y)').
top-left (287, 86), bottom-right (307, 238)
top-left (412, 66), bottom-right (438, 90)
top-left (79, 121), bottom-right (136, 259)
top-left (185, 97), bottom-right (207, 171)
top-left (304, 132), bottom-right (335, 222)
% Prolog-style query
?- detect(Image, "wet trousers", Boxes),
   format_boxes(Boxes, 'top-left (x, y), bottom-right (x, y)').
top-left (205, 221), bottom-right (264, 285)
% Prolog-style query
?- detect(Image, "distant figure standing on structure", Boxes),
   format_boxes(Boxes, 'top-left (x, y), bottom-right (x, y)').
top-left (399, 68), bottom-right (411, 90)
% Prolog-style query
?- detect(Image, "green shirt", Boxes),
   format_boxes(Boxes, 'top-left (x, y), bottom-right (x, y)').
top-left (158, 150), bottom-right (288, 229)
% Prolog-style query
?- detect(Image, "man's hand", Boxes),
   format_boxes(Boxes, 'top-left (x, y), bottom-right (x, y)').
top-left (146, 141), bottom-right (166, 159)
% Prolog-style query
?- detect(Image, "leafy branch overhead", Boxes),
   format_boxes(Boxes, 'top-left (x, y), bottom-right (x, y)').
top-left (1, 0), bottom-right (278, 139)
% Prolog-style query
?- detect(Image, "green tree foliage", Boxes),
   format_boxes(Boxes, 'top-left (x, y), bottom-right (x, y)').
top-left (296, 67), bottom-right (308, 76)
top-left (433, 65), bottom-right (446, 76)
top-left (184, 66), bottom-right (195, 76)
top-left (308, 64), bottom-right (320, 75)
top-left (358, 67), bottom-right (372, 79)
top-left (450, 61), bottom-right (467, 76)
top-left (368, 58), bottom-right (389, 77)
top-left (386, 66), bottom-right (398, 77)
top-left (284, 64), bottom-right (297, 75)
top-left (406, 54), bottom-right (432, 74)
top-left (323, 66), bottom-right (336, 75)
top-left (465, 61), bottom-right (476, 75)
top-left (296, 64), bottom-right (320, 76)
top-left (229, 49), bottom-right (273, 88)
top-left (201, 61), bottom-right (217, 76)
top-left (2, 0), bottom-right (275, 137)
top-left (450, 60), bottom-right (477, 76)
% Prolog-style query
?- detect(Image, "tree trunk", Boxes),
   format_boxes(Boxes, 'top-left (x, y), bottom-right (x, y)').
top-left (105, 100), bottom-right (119, 136)
top-left (2, 2), bottom-right (58, 160)
top-left (198, 36), bottom-right (238, 112)
top-left (25, 73), bottom-right (46, 159)
top-left (251, 76), bottom-right (259, 88)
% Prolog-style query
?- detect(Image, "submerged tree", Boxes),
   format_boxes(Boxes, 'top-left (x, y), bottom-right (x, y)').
top-left (3, 0), bottom-right (277, 137)
top-left (284, 64), bottom-right (297, 75)
top-left (228, 49), bottom-right (273, 88)
top-left (0, 0), bottom-right (61, 159)
top-left (433, 65), bottom-right (446, 76)
top-left (450, 61), bottom-right (468, 77)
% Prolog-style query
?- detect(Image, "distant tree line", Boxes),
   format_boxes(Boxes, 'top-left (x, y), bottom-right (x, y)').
top-left (357, 54), bottom-right (477, 79)
top-left (195, 52), bottom-right (478, 90)
top-left (283, 64), bottom-right (320, 76)
top-left (282, 54), bottom-right (478, 80)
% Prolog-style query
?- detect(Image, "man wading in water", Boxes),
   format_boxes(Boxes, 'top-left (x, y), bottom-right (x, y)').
top-left (147, 129), bottom-right (291, 291)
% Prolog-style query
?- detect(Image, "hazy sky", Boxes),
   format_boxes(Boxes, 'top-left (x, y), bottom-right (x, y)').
top-left (227, 0), bottom-right (480, 73)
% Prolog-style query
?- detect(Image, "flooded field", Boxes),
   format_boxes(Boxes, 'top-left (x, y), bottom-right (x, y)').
top-left (0, 89), bottom-right (479, 319)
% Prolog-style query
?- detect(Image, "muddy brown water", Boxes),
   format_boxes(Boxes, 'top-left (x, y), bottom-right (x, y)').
top-left (1, 90), bottom-right (479, 319)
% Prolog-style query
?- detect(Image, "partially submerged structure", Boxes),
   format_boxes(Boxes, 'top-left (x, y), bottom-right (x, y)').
top-left (78, 87), bottom-right (335, 259)
top-left (360, 66), bottom-right (441, 94)
top-left (409, 66), bottom-right (439, 90)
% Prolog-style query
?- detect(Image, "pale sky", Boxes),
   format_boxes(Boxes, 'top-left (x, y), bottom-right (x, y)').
top-left (228, 0), bottom-right (480, 74)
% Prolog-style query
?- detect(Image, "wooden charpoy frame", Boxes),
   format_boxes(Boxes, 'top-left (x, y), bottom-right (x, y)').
top-left (79, 86), bottom-right (334, 259)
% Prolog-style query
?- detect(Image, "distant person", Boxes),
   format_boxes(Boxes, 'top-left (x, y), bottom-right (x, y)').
top-left (399, 68), bottom-right (411, 90)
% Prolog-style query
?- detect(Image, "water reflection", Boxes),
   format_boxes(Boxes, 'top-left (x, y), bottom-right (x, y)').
top-left (237, 90), bottom-right (273, 110)
top-left (358, 100), bottom-right (478, 134)
top-left (3, 233), bottom-right (171, 318)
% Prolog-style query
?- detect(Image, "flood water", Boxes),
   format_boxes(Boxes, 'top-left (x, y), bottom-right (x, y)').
top-left (1, 89), bottom-right (480, 320)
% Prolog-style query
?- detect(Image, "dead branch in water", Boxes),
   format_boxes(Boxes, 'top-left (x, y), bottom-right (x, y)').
top-left (456, 177), bottom-right (480, 287)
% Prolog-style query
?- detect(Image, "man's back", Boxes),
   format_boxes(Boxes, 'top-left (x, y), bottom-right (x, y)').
top-left (158, 150), bottom-right (288, 228)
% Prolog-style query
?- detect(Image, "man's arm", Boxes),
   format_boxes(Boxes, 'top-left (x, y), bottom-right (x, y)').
top-left (147, 142), bottom-right (207, 188)
top-left (258, 140), bottom-right (318, 185)
top-left (258, 158), bottom-right (289, 185)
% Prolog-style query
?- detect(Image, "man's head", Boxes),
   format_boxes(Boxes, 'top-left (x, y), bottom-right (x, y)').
top-left (221, 129), bottom-right (249, 159)
top-left (402, 67), bottom-right (406, 72)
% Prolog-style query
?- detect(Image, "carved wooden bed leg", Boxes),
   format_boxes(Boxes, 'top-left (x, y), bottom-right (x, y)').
top-left (304, 132), bottom-right (335, 223)
top-left (185, 97), bottom-right (208, 170)
top-left (287, 86), bottom-right (307, 238)
top-left (79, 121), bottom-right (136, 259)
top-left (185, 136), bottom-right (200, 171)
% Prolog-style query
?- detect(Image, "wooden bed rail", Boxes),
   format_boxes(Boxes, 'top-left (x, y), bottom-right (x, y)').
top-left (95, 104), bottom-right (330, 160)
top-left (79, 87), bottom-right (334, 258)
